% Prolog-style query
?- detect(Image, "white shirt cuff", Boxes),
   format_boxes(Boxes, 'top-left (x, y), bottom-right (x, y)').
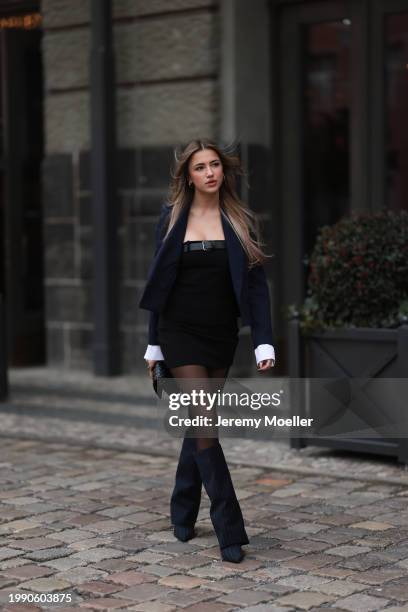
top-left (255, 344), bottom-right (276, 366)
top-left (144, 345), bottom-right (164, 361)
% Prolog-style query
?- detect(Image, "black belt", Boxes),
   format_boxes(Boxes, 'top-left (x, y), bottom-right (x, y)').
top-left (183, 240), bottom-right (226, 252)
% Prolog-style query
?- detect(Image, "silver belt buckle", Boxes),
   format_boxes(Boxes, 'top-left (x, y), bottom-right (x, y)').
top-left (202, 240), bottom-right (207, 251)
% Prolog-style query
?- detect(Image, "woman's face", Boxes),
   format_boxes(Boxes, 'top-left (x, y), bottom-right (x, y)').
top-left (188, 149), bottom-right (223, 194)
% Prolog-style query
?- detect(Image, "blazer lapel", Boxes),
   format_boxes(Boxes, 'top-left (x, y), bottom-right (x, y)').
top-left (221, 209), bottom-right (245, 303)
top-left (152, 200), bottom-right (192, 290)
top-left (162, 200), bottom-right (191, 252)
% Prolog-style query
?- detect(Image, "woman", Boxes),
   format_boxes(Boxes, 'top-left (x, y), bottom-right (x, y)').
top-left (139, 139), bottom-right (275, 563)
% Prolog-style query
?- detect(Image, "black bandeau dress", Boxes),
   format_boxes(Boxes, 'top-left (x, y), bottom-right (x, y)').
top-left (158, 240), bottom-right (240, 369)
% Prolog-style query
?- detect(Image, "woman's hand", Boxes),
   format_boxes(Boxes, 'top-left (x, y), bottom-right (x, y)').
top-left (257, 359), bottom-right (275, 372)
top-left (146, 359), bottom-right (157, 379)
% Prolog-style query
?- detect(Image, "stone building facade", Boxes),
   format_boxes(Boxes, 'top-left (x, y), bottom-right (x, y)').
top-left (4, 0), bottom-right (405, 374)
top-left (41, 0), bottom-right (275, 374)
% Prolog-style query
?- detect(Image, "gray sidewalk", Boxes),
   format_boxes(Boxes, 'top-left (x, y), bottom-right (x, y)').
top-left (0, 368), bottom-right (408, 610)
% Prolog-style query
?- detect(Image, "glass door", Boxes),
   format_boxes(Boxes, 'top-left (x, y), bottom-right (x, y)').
top-left (276, 1), bottom-right (366, 312)
top-left (371, 0), bottom-right (408, 211)
top-left (303, 18), bottom-right (351, 256)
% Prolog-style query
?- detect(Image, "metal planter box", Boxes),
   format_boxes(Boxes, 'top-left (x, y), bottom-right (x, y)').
top-left (288, 321), bottom-right (408, 464)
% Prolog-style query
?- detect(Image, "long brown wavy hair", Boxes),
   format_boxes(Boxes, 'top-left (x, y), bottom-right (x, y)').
top-left (163, 139), bottom-right (270, 267)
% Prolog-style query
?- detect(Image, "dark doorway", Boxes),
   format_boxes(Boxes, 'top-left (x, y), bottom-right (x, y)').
top-left (302, 19), bottom-right (351, 257)
top-left (0, 4), bottom-right (45, 365)
top-left (383, 6), bottom-right (408, 211)
top-left (277, 1), bottom-right (355, 313)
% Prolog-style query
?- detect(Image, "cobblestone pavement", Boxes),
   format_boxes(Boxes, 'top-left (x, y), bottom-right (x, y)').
top-left (1, 368), bottom-right (408, 610)
top-left (1, 437), bottom-right (408, 611)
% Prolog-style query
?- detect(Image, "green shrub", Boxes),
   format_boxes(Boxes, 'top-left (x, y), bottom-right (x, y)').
top-left (291, 210), bottom-right (408, 332)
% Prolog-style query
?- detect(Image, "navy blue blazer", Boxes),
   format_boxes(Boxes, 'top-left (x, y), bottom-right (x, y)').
top-left (139, 201), bottom-right (275, 364)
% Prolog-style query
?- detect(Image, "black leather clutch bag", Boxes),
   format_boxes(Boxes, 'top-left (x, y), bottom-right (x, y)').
top-left (152, 361), bottom-right (174, 398)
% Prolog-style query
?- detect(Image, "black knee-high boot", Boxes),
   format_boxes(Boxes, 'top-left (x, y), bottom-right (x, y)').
top-left (193, 441), bottom-right (249, 550)
top-left (170, 436), bottom-right (202, 529)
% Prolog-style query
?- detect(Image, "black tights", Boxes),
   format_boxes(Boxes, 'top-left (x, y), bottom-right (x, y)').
top-left (169, 364), bottom-right (229, 452)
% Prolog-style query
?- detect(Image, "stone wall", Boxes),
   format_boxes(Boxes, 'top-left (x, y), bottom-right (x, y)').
top-left (42, 0), bottom-right (220, 370)
top-left (42, 0), bottom-right (219, 152)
